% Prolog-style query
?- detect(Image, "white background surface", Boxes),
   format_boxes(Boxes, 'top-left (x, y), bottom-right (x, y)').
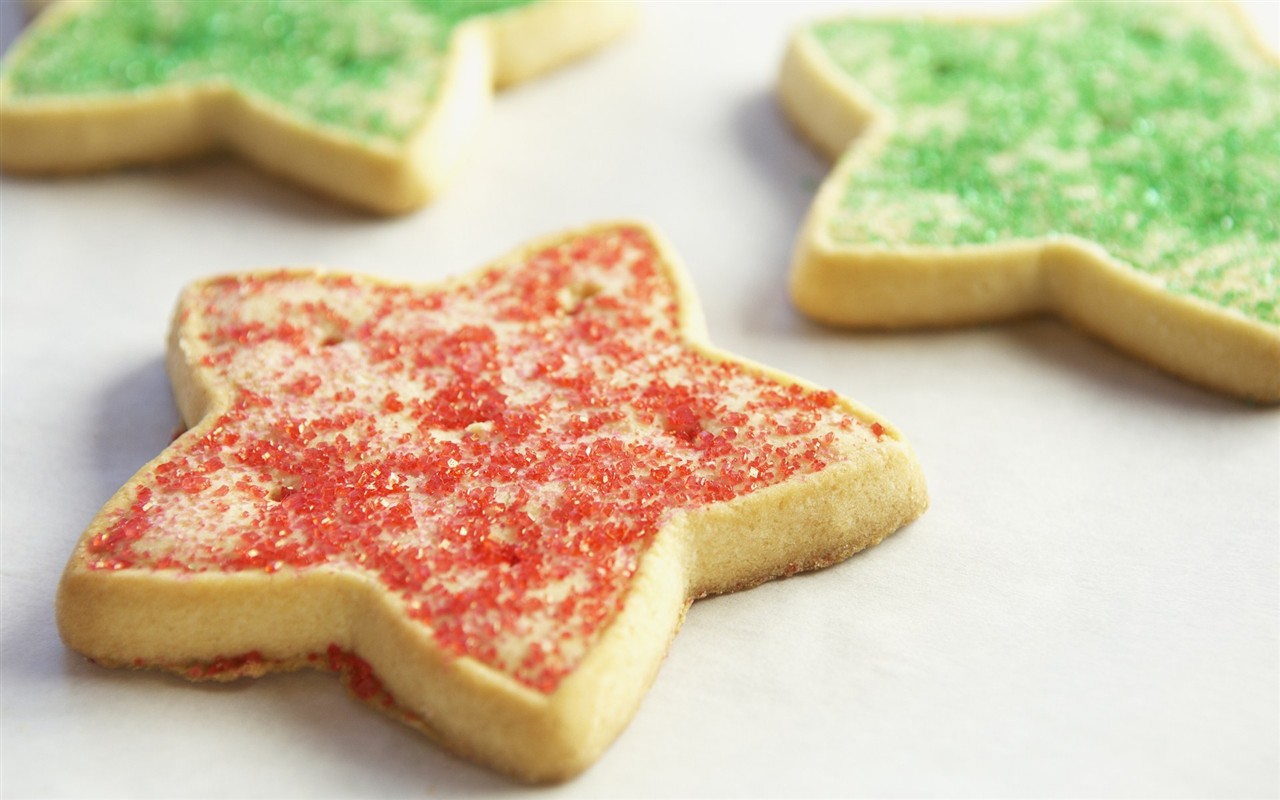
top-left (2, 1), bottom-right (1278, 797)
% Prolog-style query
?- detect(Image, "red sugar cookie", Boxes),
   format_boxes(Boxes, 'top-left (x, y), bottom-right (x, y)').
top-left (57, 222), bottom-right (927, 781)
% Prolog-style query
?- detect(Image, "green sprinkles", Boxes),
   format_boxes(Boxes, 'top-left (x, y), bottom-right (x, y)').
top-left (810, 2), bottom-right (1280, 326)
top-left (1, 0), bottom-right (535, 142)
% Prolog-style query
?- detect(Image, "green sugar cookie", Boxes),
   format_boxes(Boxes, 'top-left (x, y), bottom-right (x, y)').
top-left (0, 0), bottom-right (636, 213)
top-left (780, 1), bottom-right (1279, 401)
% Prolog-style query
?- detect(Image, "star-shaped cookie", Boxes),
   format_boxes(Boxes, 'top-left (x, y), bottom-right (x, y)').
top-left (57, 223), bottom-right (928, 782)
top-left (0, 0), bottom-right (635, 213)
top-left (780, 1), bottom-right (1280, 401)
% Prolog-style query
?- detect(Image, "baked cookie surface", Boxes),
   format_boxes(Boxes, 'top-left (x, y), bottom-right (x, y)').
top-left (58, 222), bottom-right (928, 782)
top-left (0, 0), bottom-right (635, 212)
top-left (781, 1), bottom-right (1280, 401)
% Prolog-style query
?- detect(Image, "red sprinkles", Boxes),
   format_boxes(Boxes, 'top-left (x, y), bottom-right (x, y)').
top-left (87, 226), bottom-right (880, 692)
